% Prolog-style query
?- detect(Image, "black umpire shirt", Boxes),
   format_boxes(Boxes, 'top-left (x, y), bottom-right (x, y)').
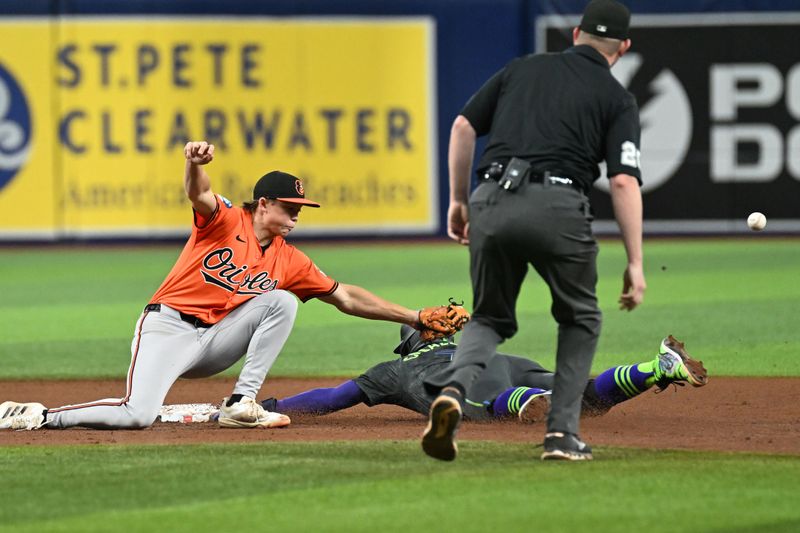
top-left (461, 44), bottom-right (642, 193)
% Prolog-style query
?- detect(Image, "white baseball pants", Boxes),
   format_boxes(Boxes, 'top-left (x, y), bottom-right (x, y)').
top-left (46, 290), bottom-right (297, 429)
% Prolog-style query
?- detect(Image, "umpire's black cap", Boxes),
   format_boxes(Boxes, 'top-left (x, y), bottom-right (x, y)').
top-left (580, 0), bottom-right (631, 40)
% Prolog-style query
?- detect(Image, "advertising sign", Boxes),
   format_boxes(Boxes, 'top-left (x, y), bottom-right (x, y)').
top-left (0, 18), bottom-right (437, 238)
top-left (537, 14), bottom-right (800, 232)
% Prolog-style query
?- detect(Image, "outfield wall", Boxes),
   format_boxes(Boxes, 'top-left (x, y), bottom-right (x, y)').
top-left (0, 0), bottom-right (798, 240)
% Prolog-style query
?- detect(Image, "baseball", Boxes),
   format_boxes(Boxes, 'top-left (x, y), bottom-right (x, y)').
top-left (747, 212), bottom-right (767, 231)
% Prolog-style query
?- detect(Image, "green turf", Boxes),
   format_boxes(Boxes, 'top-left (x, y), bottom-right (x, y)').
top-left (1, 441), bottom-right (798, 533)
top-left (0, 239), bottom-right (798, 378)
top-left (2, 241), bottom-right (799, 532)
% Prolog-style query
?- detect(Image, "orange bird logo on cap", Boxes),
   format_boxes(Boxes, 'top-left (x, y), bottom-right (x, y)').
top-left (295, 180), bottom-right (304, 196)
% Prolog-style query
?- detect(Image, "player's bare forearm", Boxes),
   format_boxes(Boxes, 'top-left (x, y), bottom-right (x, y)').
top-left (320, 284), bottom-right (418, 326)
top-left (184, 160), bottom-right (212, 198)
top-left (183, 141), bottom-right (217, 217)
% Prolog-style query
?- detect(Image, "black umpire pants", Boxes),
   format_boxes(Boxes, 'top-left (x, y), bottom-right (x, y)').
top-left (426, 178), bottom-right (601, 437)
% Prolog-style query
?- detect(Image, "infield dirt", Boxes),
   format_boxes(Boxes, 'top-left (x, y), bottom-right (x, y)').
top-left (1, 377), bottom-right (797, 454)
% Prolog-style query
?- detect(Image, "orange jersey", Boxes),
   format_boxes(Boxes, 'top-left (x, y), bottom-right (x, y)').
top-left (150, 195), bottom-right (338, 324)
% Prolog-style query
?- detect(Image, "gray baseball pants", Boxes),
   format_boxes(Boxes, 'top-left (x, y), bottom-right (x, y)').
top-left (425, 179), bottom-right (601, 436)
top-left (46, 290), bottom-right (297, 429)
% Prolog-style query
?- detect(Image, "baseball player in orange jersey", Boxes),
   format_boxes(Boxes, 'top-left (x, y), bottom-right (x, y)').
top-left (0, 141), bottom-right (451, 431)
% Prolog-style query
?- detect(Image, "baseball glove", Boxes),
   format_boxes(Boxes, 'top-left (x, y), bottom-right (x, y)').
top-left (417, 298), bottom-right (470, 342)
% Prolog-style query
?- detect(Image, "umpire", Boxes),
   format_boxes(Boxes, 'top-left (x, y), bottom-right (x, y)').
top-left (422, 0), bottom-right (646, 461)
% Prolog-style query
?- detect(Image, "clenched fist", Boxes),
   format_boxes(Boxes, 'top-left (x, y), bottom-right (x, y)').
top-left (184, 141), bottom-right (215, 165)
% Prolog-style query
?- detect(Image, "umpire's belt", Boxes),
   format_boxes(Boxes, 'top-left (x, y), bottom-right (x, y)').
top-left (144, 303), bottom-right (213, 329)
top-left (483, 165), bottom-right (584, 194)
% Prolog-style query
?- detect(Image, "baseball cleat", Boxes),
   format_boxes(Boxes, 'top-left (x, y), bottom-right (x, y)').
top-left (0, 401), bottom-right (47, 431)
top-left (217, 397), bottom-right (291, 429)
top-left (541, 432), bottom-right (593, 461)
top-left (421, 390), bottom-right (462, 461)
top-left (656, 335), bottom-right (708, 389)
top-left (518, 391), bottom-right (552, 424)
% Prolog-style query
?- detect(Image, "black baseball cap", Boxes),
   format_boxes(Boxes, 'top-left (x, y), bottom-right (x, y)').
top-left (394, 325), bottom-right (424, 356)
top-left (580, 0), bottom-right (631, 40)
top-left (253, 171), bottom-right (321, 208)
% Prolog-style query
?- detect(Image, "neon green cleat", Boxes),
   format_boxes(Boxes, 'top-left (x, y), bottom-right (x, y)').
top-left (655, 335), bottom-right (709, 390)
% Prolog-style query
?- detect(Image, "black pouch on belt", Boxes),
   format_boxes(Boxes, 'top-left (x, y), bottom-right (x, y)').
top-left (498, 157), bottom-right (530, 191)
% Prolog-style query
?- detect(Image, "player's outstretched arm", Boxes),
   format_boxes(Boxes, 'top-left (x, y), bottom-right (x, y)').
top-left (319, 284), bottom-right (419, 326)
top-left (183, 141), bottom-right (217, 218)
